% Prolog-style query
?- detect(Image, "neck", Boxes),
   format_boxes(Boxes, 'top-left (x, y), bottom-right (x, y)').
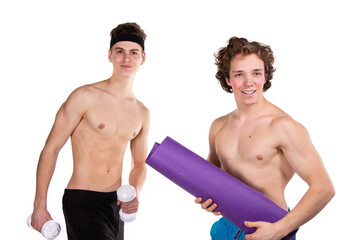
top-left (106, 72), bottom-right (135, 98)
top-left (235, 96), bottom-right (267, 120)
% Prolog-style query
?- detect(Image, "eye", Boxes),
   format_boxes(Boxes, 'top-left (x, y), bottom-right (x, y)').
top-left (116, 50), bottom-right (123, 54)
top-left (131, 51), bottom-right (139, 55)
top-left (254, 72), bottom-right (262, 76)
top-left (234, 73), bottom-right (243, 77)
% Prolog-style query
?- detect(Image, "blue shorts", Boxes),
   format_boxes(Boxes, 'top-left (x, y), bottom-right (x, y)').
top-left (210, 217), bottom-right (296, 240)
top-left (210, 217), bottom-right (246, 240)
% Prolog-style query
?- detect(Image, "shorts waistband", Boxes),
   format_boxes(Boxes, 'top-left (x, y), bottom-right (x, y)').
top-left (219, 217), bottom-right (238, 229)
top-left (64, 189), bottom-right (117, 200)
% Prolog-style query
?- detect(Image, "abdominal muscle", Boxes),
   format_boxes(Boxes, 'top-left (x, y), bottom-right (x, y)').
top-left (67, 160), bottom-right (124, 192)
top-left (66, 130), bottom-right (128, 192)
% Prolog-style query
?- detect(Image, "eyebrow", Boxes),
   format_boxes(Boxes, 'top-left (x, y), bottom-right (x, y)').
top-left (114, 47), bottom-right (140, 52)
top-left (231, 69), bottom-right (264, 73)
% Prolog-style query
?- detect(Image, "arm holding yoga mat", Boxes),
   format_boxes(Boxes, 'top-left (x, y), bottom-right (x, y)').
top-left (195, 113), bottom-right (335, 240)
top-left (146, 137), bottom-right (298, 240)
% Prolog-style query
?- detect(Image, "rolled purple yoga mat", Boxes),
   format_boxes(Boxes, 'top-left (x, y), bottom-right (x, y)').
top-left (146, 136), bottom-right (298, 240)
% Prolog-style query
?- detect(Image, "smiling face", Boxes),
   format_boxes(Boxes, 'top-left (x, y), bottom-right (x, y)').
top-left (108, 41), bottom-right (145, 78)
top-left (226, 53), bottom-right (266, 106)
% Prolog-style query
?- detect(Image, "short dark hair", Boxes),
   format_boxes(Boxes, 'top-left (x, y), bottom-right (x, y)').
top-left (110, 22), bottom-right (147, 50)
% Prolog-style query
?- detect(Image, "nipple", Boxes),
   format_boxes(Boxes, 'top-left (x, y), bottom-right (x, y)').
top-left (256, 155), bottom-right (263, 160)
top-left (98, 123), bottom-right (105, 129)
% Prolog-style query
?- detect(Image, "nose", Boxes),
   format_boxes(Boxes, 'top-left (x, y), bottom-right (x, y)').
top-left (243, 74), bottom-right (253, 86)
top-left (123, 53), bottom-right (131, 62)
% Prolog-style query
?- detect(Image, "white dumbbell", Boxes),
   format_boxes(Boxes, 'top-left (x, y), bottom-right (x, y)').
top-left (117, 185), bottom-right (137, 222)
top-left (27, 213), bottom-right (61, 240)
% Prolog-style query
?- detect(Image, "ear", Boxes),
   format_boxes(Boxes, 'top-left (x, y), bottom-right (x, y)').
top-left (261, 77), bottom-right (266, 89)
top-left (141, 52), bottom-right (146, 65)
top-left (108, 49), bottom-right (112, 63)
top-left (225, 77), bottom-right (232, 87)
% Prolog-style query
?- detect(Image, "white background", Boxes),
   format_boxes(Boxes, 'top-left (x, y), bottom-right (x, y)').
top-left (1, 0), bottom-right (359, 239)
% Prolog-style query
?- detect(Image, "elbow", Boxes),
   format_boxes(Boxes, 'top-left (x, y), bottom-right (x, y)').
top-left (130, 163), bottom-right (147, 176)
top-left (322, 180), bottom-right (335, 204)
top-left (312, 179), bottom-right (335, 205)
top-left (131, 161), bottom-right (147, 170)
top-left (39, 148), bottom-right (60, 164)
top-left (328, 182), bottom-right (336, 200)
top-left (41, 144), bottom-right (61, 157)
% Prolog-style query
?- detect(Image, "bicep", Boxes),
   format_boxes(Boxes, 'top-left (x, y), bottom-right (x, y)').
top-left (208, 149), bottom-right (221, 168)
top-left (130, 109), bottom-right (150, 165)
top-left (43, 90), bottom-right (87, 152)
top-left (280, 121), bottom-right (327, 185)
top-left (207, 120), bottom-right (222, 168)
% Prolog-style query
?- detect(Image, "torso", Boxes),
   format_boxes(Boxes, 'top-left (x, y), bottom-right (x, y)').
top-left (66, 82), bottom-right (146, 192)
top-left (214, 102), bottom-right (295, 209)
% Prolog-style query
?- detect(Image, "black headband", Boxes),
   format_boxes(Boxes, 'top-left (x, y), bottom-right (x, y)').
top-left (110, 33), bottom-right (145, 51)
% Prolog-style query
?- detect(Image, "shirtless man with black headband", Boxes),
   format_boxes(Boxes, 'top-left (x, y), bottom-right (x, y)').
top-left (31, 22), bottom-right (149, 240)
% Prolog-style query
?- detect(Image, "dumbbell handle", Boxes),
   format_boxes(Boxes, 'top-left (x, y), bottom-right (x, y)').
top-left (27, 214), bottom-right (61, 240)
top-left (117, 185), bottom-right (137, 222)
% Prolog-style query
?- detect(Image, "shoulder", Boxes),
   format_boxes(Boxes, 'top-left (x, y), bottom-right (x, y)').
top-left (272, 114), bottom-right (308, 136)
top-left (60, 84), bottom-right (101, 116)
top-left (270, 109), bottom-right (311, 149)
top-left (135, 99), bottom-right (150, 126)
top-left (209, 112), bottom-right (233, 138)
top-left (136, 100), bottom-right (150, 117)
top-left (211, 113), bottom-right (230, 130)
top-left (66, 84), bottom-right (96, 103)
top-left (66, 81), bottom-right (113, 104)
top-left (264, 101), bottom-right (304, 133)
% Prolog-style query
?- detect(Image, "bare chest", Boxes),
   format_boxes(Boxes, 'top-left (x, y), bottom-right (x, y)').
top-left (214, 118), bottom-right (284, 182)
top-left (216, 125), bottom-right (289, 200)
top-left (80, 101), bottom-right (142, 141)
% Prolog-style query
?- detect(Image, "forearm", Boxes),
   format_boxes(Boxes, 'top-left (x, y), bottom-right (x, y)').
top-left (277, 184), bottom-right (335, 237)
top-left (128, 164), bottom-right (147, 195)
top-left (33, 149), bottom-right (59, 210)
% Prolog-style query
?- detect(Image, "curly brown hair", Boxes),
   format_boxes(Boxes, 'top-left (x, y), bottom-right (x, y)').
top-left (215, 37), bottom-right (275, 93)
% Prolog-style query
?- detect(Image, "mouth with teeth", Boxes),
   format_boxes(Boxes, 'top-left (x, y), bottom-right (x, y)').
top-left (241, 90), bottom-right (256, 95)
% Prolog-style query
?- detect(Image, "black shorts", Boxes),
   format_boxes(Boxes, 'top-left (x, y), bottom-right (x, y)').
top-left (63, 189), bottom-right (124, 240)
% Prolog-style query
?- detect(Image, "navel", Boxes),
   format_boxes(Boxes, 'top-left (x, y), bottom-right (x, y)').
top-left (106, 168), bottom-right (110, 173)
top-left (256, 155), bottom-right (263, 160)
top-left (98, 123), bottom-right (105, 129)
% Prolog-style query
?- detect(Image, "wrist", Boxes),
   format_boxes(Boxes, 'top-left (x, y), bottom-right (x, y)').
top-left (273, 220), bottom-right (288, 239)
top-left (33, 198), bottom-right (47, 211)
